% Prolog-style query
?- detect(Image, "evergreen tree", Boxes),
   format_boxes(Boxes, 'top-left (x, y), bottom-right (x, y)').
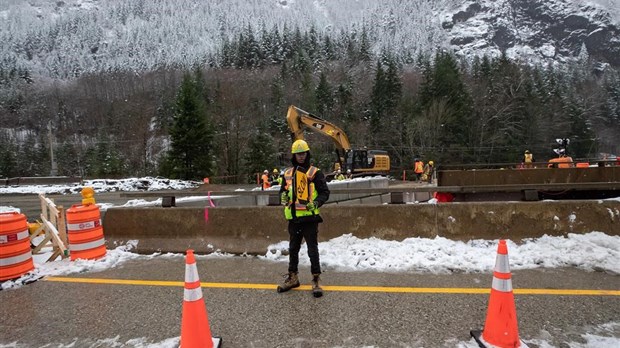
top-left (417, 51), bottom-right (474, 162)
top-left (0, 135), bottom-right (18, 177)
top-left (369, 56), bottom-right (402, 147)
top-left (269, 77), bottom-right (288, 135)
top-left (56, 141), bottom-right (82, 177)
top-left (564, 96), bottom-right (596, 158)
top-left (369, 60), bottom-right (386, 141)
top-left (243, 122), bottom-right (276, 183)
top-left (162, 72), bottom-right (214, 180)
top-left (315, 71), bottom-right (333, 117)
top-left (335, 74), bottom-right (354, 122)
top-left (359, 26), bottom-right (372, 63)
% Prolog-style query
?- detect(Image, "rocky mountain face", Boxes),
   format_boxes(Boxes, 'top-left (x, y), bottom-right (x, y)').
top-left (0, 0), bottom-right (618, 78)
top-left (441, 0), bottom-right (620, 67)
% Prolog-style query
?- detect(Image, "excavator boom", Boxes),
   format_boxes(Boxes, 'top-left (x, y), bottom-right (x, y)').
top-left (286, 105), bottom-right (351, 151)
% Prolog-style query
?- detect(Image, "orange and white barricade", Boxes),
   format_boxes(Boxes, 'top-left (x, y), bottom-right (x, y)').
top-left (65, 204), bottom-right (106, 261)
top-left (0, 212), bottom-right (35, 281)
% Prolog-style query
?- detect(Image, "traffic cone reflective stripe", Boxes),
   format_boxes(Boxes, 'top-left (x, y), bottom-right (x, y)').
top-left (184, 260), bottom-right (203, 302)
top-left (471, 240), bottom-right (528, 348)
top-left (491, 251), bottom-right (513, 292)
top-left (180, 249), bottom-right (221, 348)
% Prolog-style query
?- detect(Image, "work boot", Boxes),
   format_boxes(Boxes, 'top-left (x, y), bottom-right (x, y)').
top-left (311, 274), bottom-right (323, 298)
top-left (277, 272), bottom-right (300, 293)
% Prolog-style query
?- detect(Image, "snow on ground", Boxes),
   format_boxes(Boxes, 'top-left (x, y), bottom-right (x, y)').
top-left (0, 177), bottom-right (200, 195)
top-left (1, 178), bottom-right (619, 347)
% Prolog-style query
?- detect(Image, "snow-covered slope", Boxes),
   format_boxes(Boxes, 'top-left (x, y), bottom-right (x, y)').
top-left (442, 0), bottom-right (620, 66)
top-left (0, 0), bottom-right (618, 79)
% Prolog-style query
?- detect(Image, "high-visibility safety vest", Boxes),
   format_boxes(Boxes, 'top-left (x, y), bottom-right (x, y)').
top-left (283, 166), bottom-right (319, 220)
top-left (524, 153), bottom-right (533, 163)
top-left (261, 174), bottom-right (270, 189)
top-left (414, 161), bottom-right (424, 174)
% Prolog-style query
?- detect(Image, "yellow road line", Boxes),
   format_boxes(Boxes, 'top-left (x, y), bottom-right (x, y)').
top-left (44, 277), bottom-right (620, 296)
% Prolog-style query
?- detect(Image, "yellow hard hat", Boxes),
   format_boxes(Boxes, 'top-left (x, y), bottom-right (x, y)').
top-left (525, 150), bottom-right (530, 154)
top-left (429, 160), bottom-right (434, 166)
top-left (273, 168), bottom-right (279, 173)
top-left (291, 139), bottom-right (310, 154)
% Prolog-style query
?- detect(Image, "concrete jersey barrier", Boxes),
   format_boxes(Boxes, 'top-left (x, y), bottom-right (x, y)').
top-left (102, 201), bottom-right (619, 255)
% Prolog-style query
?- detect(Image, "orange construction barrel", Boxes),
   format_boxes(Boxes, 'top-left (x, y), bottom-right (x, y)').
top-left (66, 204), bottom-right (106, 261)
top-left (0, 212), bottom-right (35, 281)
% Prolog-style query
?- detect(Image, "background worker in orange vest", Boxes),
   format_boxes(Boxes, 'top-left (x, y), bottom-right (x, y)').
top-left (261, 169), bottom-right (270, 190)
top-left (413, 158), bottom-right (424, 181)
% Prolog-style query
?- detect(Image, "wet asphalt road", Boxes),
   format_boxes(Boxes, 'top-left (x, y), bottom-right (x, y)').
top-left (1, 256), bottom-right (619, 348)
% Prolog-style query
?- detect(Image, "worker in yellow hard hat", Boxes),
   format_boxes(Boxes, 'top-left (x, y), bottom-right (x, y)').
top-left (277, 139), bottom-right (330, 297)
top-left (270, 168), bottom-right (281, 186)
top-left (523, 150), bottom-right (535, 168)
top-left (422, 160), bottom-right (434, 183)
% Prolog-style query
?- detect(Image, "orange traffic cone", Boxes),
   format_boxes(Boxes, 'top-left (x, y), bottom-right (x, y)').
top-left (471, 240), bottom-right (528, 348)
top-left (180, 249), bottom-right (221, 348)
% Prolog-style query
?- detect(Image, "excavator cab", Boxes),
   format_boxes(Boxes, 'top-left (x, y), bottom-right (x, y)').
top-left (345, 149), bottom-right (389, 175)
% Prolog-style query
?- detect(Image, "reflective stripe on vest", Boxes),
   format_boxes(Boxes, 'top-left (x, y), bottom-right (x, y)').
top-left (0, 229), bottom-right (29, 244)
top-left (0, 250), bottom-right (32, 267)
top-left (69, 237), bottom-right (105, 251)
top-left (67, 220), bottom-right (101, 231)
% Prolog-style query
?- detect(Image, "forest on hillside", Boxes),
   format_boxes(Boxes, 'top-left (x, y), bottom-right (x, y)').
top-left (0, 24), bottom-right (619, 182)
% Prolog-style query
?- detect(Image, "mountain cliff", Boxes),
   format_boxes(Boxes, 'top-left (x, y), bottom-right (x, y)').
top-left (0, 0), bottom-right (618, 79)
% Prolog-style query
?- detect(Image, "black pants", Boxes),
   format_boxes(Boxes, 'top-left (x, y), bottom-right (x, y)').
top-left (288, 221), bottom-right (321, 275)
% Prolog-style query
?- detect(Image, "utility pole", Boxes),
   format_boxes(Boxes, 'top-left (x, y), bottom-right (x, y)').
top-left (48, 121), bottom-right (58, 176)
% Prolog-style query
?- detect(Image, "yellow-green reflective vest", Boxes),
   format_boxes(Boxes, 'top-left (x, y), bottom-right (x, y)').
top-left (283, 166), bottom-right (319, 220)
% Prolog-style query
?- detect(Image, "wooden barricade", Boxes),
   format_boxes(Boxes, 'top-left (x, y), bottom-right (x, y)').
top-left (30, 193), bottom-right (69, 262)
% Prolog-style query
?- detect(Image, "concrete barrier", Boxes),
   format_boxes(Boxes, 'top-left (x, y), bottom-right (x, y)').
top-left (5, 176), bottom-right (82, 186)
top-left (102, 200), bottom-right (619, 255)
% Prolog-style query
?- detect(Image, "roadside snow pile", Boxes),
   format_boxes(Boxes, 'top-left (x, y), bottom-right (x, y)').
top-left (0, 177), bottom-right (201, 195)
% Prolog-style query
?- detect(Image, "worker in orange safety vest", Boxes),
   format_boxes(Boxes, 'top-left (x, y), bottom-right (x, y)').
top-left (261, 170), bottom-right (271, 190)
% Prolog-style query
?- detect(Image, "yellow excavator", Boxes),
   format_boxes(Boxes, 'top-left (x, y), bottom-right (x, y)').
top-left (286, 105), bottom-right (390, 178)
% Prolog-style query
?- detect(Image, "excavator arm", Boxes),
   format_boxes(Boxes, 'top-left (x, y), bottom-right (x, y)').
top-left (286, 105), bottom-right (351, 152)
top-left (286, 105), bottom-right (390, 176)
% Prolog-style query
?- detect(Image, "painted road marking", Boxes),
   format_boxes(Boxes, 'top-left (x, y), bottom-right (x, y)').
top-left (44, 277), bottom-right (620, 296)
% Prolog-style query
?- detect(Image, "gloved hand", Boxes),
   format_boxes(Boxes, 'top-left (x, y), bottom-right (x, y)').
top-left (280, 192), bottom-right (288, 205)
top-left (306, 201), bottom-right (317, 211)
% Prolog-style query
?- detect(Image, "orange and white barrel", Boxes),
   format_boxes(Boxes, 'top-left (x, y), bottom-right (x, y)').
top-left (0, 212), bottom-right (35, 281)
top-left (66, 204), bottom-right (106, 261)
